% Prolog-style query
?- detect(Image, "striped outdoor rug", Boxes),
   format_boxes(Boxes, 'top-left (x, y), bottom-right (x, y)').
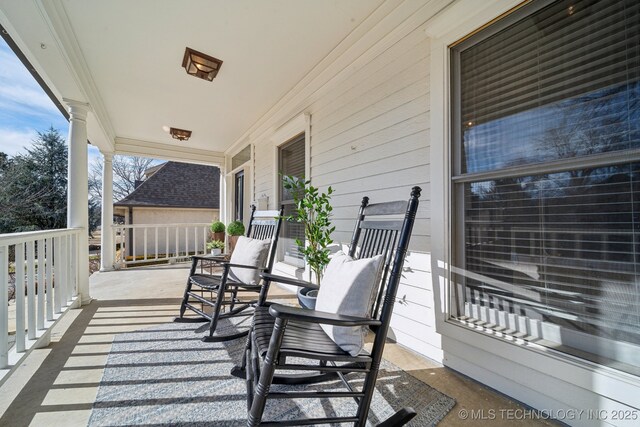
top-left (88, 319), bottom-right (455, 426)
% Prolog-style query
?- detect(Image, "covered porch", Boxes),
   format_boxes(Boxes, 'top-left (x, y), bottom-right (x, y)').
top-left (0, 0), bottom-right (639, 425)
top-left (0, 265), bottom-right (548, 426)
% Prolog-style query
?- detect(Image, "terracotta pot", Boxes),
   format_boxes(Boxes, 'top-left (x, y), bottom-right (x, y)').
top-left (211, 231), bottom-right (225, 243)
top-left (228, 235), bottom-right (240, 254)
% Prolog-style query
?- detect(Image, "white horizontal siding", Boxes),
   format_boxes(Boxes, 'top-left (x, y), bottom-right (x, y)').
top-left (248, 25), bottom-right (436, 358)
top-left (312, 129), bottom-right (428, 177)
top-left (253, 140), bottom-right (275, 198)
top-left (311, 74), bottom-right (429, 143)
top-left (310, 24), bottom-right (431, 124)
top-left (311, 97), bottom-right (429, 162)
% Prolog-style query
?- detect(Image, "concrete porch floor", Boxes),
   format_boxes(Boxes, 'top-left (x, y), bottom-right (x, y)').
top-left (0, 264), bottom-right (554, 427)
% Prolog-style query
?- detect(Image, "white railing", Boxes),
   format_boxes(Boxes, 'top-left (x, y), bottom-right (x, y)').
top-left (112, 223), bottom-right (210, 267)
top-left (0, 228), bottom-right (81, 381)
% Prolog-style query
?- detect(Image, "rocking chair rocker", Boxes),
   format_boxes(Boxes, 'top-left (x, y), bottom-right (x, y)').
top-left (175, 205), bottom-right (283, 342)
top-left (238, 187), bottom-right (421, 426)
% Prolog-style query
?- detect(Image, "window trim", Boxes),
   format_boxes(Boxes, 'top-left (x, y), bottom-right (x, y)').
top-left (271, 113), bottom-right (311, 268)
top-left (444, 0), bottom-right (640, 382)
top-left (427, 0), bottom-right (640, 413)
top-left (271, 112), bottom-right (311, 202)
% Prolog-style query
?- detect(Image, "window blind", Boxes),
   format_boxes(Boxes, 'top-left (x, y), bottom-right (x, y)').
top-left (452, 0), bottom-right (640, 374)
top-left (458, 0), bottom-right (640, 175)
top-left (279, 135), bottom-right (305, 266)
top-left (463, 165), bottom-right (639, 344)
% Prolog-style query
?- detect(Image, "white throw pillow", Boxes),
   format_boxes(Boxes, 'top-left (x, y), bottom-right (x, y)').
top-left (315, 251), bottom-right (384, 356)
top-left (228, 236), bottom-right (271, 285)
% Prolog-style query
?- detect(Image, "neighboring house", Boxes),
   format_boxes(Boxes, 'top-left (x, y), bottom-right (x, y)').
top-left (114, 161), bottom-right (220, 258)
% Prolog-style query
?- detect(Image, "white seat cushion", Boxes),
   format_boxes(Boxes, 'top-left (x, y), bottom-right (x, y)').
top-left (228, 236), bottom-right (271, 285)
top-left (315, 252), bottom-right (384, 356)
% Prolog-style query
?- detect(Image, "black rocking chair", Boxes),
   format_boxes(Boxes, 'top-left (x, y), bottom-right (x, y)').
top-left (175, 205), bottom-right (283, 342)
top-left (239, 187), bottom-right (421, 427)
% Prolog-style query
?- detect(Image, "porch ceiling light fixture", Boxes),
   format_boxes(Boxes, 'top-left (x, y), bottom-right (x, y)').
top-left (182, 47), bottom-right (223, 81)
top-left (170, 127), bottom-right (192, 141)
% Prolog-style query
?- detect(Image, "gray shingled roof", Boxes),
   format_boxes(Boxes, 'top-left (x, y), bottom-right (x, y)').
top-left (114, 162), bottom-right (220, 209)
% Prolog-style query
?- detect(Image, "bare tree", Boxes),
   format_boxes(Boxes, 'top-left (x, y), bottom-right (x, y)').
top-left (89, 155), bottom-right (157, 204)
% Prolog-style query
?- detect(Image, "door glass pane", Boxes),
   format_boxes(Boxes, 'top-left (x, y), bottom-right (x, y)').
top-left (235, 171), bottom-right (244, 222)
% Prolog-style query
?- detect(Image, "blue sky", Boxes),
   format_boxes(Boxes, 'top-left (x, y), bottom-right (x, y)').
top-left (0, 37), bottom-right (100, 162)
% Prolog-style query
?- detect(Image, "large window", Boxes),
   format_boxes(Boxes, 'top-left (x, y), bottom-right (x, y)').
top-left (278, 134), bottom-right (305, 267)
top-left (451, 0), bottom-right (640, 375)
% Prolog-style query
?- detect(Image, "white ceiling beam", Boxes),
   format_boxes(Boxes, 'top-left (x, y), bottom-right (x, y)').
top-left (115, 137), bottom-right (224, 167)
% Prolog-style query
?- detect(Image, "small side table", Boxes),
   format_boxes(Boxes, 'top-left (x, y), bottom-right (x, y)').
top-left (192, 253), bottom-right (230, 275)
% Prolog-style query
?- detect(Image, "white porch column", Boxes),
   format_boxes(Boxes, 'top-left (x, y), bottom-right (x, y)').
top-left (100, 151), bottom-right (114, 271)
top-left (64, 99), bottom-right (91, 305)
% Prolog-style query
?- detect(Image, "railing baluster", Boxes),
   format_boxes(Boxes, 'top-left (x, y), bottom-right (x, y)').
top-left (203, 226), bottom-right (207, 254)
top-left (119, 226), bottom-right (124, 264)
top-left (155, 227), bottom-right (159, 260)
top-left (165, 227), bottom-right (169, 259)
top-left (175, 227), bottom-right (179, 258)
top-left (184, 226), bottom-right (188, 257)
top-left (15, 243), bottom-right (25, 352)
top-left (0, 245), bottom-right (8, 368)
top-left (45, 238), bottom-right (53, 321)
top-left (70, 234), bottom-right (77, 299)
top-left (64, 235), bottom-right (70, 304)
top-left (59, 236), bottom-right (67, 308)
top-left (144, 228), bottom-right (148, 261)
top-left (37, 238), bottom-right (45, 330)
top-left (54, 237), bottom-right (62, 314)
top-left (132, 228), bottom-right (137, 263)
top-left (26, 241), bottom-right (36, 340)
top-left (194, 227), bottom-right (198, 256)
top-left (112, 226), bottom-right (117, 266)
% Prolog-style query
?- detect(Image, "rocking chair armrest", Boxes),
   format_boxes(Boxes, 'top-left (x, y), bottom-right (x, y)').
top-left (260, 273), bottom-right (319, 290)
top-left (221, 262), bottom-right (265, 271)
top-left (191, 254), bottom-right (228, 263)
top-left (268, 303), bottom-right (381, 327)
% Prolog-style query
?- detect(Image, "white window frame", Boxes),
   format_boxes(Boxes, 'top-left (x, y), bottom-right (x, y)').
top-left (271, 113), bottom-right (311, 271)
top-left (427, 0), bottom-right (640, 414)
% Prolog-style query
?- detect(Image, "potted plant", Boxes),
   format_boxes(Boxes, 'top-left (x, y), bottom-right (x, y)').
top-left (227, 220), bottom-right (245, 254)
top-left (282, 175), bottom-right (334, 309)
top-left (206, 239), bottom-right (225, 255)
top-left (210, 220), bottom-right (225, 242)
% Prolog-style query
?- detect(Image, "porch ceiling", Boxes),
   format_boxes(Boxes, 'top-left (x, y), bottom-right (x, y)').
top-left (0, 0), bottom-right (385, 161)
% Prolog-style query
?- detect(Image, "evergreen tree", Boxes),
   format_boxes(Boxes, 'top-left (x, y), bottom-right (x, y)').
top-left (24, 127), bottom-right (69, 230)
top-left (0, 127), bottom-right (101, 235)
top-left (0, 127), bottom-right (67, 232)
